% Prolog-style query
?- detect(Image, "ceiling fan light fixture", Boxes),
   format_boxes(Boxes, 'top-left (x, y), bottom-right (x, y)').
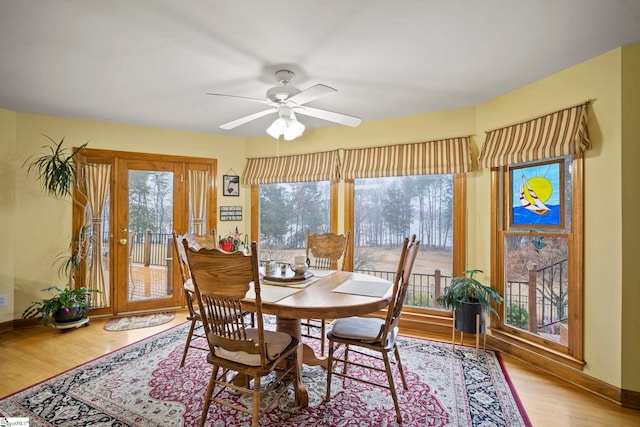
top-left (266, 117), bottom-right (286, 139)
top-left (266, 109), bottom-right (305, 140)
top-left (284, 118), bottom-right (305, 140)
top-left (212, 69), bottom-right (361, 136)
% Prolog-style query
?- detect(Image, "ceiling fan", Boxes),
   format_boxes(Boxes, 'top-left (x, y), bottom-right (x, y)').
top-left (208, 70), bottom-right (362, 140)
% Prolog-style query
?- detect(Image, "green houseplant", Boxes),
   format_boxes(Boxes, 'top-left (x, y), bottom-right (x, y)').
top-left (437, 269), bottom-right (504, 334)
top-left (21, 135), bottom-right (98, 326)
top-left (22, 286), bottom-right (101, 326)
top-left (23, 135), bottom-right (90, 287)
top-left (24, 135), bottom-right (87, 199)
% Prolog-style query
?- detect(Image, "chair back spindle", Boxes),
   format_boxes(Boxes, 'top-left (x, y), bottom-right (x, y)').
top-left (306, 229), bottom-right (351, 271)
top-left (183, 239), bottom-right (301, 427)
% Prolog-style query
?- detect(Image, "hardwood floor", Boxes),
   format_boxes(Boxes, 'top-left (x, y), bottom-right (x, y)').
top-left (1, 311), bottom-right (639, 426)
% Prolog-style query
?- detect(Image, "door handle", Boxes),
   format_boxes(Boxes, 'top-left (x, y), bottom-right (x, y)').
top-left (119, 239), bottom-right (128, 245)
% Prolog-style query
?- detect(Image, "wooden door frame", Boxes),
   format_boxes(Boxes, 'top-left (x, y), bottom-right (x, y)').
top-left (74, 148), bottom-right (217, 317)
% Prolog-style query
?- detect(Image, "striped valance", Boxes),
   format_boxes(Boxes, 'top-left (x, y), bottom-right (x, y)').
top-left (243, 150), bottom-right (341, 184)
top-left (341, 137), bottom-right (472, 179)
top-left (479, 102), bottom-right (591, 168)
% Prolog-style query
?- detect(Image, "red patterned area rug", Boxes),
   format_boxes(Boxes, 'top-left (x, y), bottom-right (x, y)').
top-left (0, 321), bottom-right (531, 426)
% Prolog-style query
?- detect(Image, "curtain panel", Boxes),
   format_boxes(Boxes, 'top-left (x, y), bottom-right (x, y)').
top-left (84, 163), bottom-right (111, 308)
top-left (478, 102), bottom-right (591, 168)
top-left (341, 137), bottom-right (472, 179)
top-left (188, 170), bottom-right (208, 234)
top-left (243, 150), bottom-right (341, 184)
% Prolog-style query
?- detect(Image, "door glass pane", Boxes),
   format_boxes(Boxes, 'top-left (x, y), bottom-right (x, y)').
top-left (128, 170), bottom-right (174, 301)
top-left (354, 175), bottom-right (454, 309)
top-left (258, 182), bottom-right (330, 263)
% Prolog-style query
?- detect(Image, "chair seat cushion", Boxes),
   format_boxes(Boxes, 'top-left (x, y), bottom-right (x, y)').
top-left (214, 328), bottom-right (292, 366)
top-left (330, 316), bottom-right (385, 341)
top-left (331, 317), bottom-right (400, 348)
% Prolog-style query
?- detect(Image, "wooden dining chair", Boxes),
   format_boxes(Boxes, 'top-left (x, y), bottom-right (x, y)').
top-left (184, 240), bottom-right (302, 427)
top-left (302, 229), bottom-right (351, 355)
top-left (172, 231), bottom-right (210, 367)
top-left (173, 230), bottom-right (254, 368)
top-left (325, 234), bottom-right (420, 424)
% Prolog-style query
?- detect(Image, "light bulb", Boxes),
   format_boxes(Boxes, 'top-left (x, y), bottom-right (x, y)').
top-left (266, 118), bottom-right (286, 139)
top-left (284, 119), bottom-right (305, 140)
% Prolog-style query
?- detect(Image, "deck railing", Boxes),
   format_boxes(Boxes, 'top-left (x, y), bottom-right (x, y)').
top-left (354, 268), bottom-right (453, 309)
top-left (121, 232), bottom-right (565, 319)
top-left (505, 258), bottom-right (569, 334)
top-left (98, 232), bottom-right (453, 309)
top-left (126, 231), bottom-right (174, 267)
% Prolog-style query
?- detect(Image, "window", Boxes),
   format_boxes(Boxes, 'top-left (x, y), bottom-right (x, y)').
top-left (353, 175), bottom-right (455, 309)
top-left (248, 141), bottom-right (470, 319)
top-left (342, 138), bottom-right (471, 314)
top-left (481, 103), bottom-right (590, 368)
top-left (258, 181), bottom-right (330, 263)
top-left (493, 156), bottom-right (583, 366)
top-left (502, 158), bottom-right (571, 345)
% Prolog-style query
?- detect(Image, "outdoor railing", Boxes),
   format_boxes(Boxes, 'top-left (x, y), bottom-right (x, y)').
top-left (114, 231), bottom-right (568, 321)
top-left (505, 258), bottom-right (569, 334)
top-left (121, 232), bottom-right (455, 310)
top-left (355, 268), bottom-right (452, 309)
top-left (128, 231), bottom-right (173, 266)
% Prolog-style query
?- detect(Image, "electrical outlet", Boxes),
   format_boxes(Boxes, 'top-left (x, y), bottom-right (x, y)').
top-left (0, 294), bottom-right (7, 307)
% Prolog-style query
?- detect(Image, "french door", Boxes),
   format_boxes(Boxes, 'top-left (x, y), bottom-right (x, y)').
top-left (75, 149), bottom-right (217, 317)
top-left (115, 159), bottom-right (184, 313)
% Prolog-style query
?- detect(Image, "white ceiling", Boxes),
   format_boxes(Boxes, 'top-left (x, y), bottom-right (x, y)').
top-left (1, 0), bottom-right (639, 138)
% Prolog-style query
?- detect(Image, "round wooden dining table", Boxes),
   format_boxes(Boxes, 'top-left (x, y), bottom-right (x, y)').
top-left (242, 270), bottom-right (393, 407)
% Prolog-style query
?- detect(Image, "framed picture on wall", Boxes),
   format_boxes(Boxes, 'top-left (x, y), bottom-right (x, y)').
top-left (509, 159), bottom-right (565, 229)
top-left (223, 175), bottom-right (240, 196)
top-left (220, 206), bottom-right (242, 221)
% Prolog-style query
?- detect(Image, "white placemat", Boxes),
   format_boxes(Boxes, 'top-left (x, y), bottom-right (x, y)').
top-left (245, 283), bottom-right (302, 302)
top-left (308, 269), bottom-right (336, 278)
top-left (332, 279), bottom-right (392, 298)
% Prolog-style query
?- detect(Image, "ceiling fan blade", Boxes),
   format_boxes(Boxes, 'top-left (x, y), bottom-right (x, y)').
top-left (207, 93), bottom-right (273, 106)
top-left (287, 84), bottom-right (337, 106)
top-left (219, 108), bottom-right (278, 130)
top-left (295, 106), bottom-right (362, 127)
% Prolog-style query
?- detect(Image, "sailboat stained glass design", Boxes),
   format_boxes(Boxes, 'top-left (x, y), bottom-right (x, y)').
top-left (509, 159), bottom-right (564, 228)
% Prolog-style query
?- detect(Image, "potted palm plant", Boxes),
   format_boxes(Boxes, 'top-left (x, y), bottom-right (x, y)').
top-left (22, 135), bottom-right (99, 329)
top-left (23, 135), bottom-right (89, 287)
top-left (22, 286), bottom-right (102, 326)
top-left (437, 269), bottom-right (504, 334)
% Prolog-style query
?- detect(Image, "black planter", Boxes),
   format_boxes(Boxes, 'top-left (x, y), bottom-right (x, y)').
top-left (454, 301), bottom-right (485, 334)
top-left (53, 305), bottom-right (86, 324)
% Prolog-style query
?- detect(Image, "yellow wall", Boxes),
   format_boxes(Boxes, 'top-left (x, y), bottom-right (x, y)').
top-left (248, 48), bottom-right (636, 390)
top-left (11, 113), bottom-right (250, 315)
top-left (2, 45), bottom-right (637, 392)
top-left (476, 48), bottom-right (628, 389)
top-left (0, 108), bottom-right (17, 323)
top-left (621, 44), bottom-right (640, 392)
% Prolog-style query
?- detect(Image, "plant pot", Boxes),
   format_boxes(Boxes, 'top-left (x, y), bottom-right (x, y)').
top-left (220, 240), bottom-right (233, 252)
top-left (53, 305), bottom-right (86, 324)
top-left (455, 301), bottom-right (486, 334)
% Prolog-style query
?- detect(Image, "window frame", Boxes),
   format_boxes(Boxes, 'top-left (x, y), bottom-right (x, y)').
top-left (489, 156), bottom-right (585, 370)
top-left (250, 180), bottom-right (341, 248)
top-left (344, 173), bottom-right (467, 317)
